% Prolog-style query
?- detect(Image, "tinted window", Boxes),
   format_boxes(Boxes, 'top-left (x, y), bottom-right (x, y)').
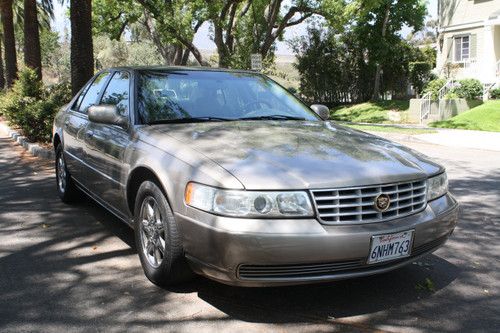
top-left (71, 84), bottom-right (90, 111)
top-left (78, 72), bottom-right (111, 113)
top-left (137, 70), bottom-right (319, 123)
top-left (100, 71), bottom-right (130, 117)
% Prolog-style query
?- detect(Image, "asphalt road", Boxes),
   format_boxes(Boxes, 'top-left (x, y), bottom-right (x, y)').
top-left (0, 133), bottom-right (498, 333)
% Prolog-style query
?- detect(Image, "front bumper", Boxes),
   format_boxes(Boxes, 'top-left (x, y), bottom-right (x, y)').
top-left (176, 193), bottom-right (459, 287)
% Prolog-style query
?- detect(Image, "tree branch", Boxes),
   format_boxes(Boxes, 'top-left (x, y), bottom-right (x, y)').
top-left (279, 12), bottom-right (313, 28)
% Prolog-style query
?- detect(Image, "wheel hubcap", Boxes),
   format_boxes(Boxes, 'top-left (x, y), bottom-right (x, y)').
top-left (139, 196), bottom-right (166, 268)
top-left (57, 155), bottom-right (66, 193)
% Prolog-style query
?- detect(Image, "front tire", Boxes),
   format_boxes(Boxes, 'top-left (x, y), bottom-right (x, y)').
top-left (55, 145), bottom-right (79, 203)
top-left (134, 181), bottom-right (193, 286)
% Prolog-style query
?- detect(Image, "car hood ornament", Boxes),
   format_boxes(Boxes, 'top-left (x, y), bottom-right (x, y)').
top-left (374, 193), bottom-right (391, 212)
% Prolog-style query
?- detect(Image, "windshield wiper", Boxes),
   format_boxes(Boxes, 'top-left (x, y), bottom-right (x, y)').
top-left (237, 115), bottom-right (306, 121)
top-left (147, 117), bottom-right (233, 125)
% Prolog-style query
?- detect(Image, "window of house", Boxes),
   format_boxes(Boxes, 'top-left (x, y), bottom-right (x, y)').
top-left (454, 35), bottom-right (470, 62)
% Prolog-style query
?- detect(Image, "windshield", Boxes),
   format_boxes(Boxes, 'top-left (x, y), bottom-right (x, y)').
top-left (137, 70), bottom-right (319, 123)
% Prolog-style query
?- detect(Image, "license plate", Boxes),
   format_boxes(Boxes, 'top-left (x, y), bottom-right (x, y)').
top-left (368, 230), bottom-right (414, 264)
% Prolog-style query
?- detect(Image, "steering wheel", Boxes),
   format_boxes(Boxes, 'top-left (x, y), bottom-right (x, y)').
top-left (241, 100), bottom-right (272, 117)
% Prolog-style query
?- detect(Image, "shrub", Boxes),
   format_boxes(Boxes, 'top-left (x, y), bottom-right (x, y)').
top-left (423, 78), bottom-right (446, 100)
top-left (409, 61), bottom-right (432, 96)
top-left (490, 88), bottom-right (500, 99)
top-left (443, 92), bottom-right (459, 99)
top-left (0, 68), bottom-right (72, 142)
top-left (451, 78), bottom-right (483, 100)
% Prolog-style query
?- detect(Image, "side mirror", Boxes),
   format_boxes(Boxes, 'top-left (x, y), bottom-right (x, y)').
top-left (310, 104), bottom-right (330, 120)
top-left (88, 105), bottom-right (128, 127)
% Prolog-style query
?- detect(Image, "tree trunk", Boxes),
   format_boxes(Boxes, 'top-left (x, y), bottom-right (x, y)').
top-left (172, 45), bottom-right (183, 65)
top-left (371, 4), bottom-right (391, 101)
top-left (70, 0), bottom-right (94, 95)
top-left (0, 38), bottom-right (5, 90)
top-left (180, 49), bottom-right (190, 65)
top-left (1, 0), bottom-right (17, 87)
top-left (23, 0), bottom-right (42, 80)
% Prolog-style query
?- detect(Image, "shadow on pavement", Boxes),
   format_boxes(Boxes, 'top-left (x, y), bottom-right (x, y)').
top-left (1, 137), bottom-right (499, 332)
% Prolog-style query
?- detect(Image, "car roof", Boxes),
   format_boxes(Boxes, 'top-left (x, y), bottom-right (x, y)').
top-left (107, 66), bottom-right (260, 75)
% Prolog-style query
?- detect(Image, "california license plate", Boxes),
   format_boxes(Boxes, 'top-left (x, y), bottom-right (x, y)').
top-left (368, 230), bottom-right (414, 264)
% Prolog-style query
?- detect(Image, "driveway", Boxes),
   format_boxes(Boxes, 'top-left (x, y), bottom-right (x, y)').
top-left (0, 133), bottom-right (498, 333)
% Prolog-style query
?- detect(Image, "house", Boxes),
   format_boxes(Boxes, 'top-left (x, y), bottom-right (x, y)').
top-left (436, 0), bottom-right (500, 86)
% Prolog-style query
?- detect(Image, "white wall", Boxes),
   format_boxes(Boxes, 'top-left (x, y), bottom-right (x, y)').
top-left (440, 0), bottom-right (500, 27)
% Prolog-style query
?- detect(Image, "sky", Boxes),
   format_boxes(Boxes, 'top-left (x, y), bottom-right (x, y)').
top-left (52, 0), bottom-right (438, 56)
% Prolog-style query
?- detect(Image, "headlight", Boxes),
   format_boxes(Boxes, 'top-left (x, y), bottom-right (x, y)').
top-left (427, 173), bottom-right (448, 201)
top-left (185, 182), bottom-right (314, 218)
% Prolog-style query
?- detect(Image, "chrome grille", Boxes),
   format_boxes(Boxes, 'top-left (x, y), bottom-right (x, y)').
top-left (311, 179), bottom-right (427, 224)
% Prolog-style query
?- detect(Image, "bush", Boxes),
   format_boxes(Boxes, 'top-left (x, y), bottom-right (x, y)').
top-left (0, 68), bottom-right (72, 142)
top-left (409, 61), bottom-right (432, 96)
top-left (490, 88), bottom-right (500, 99)
top-left (451, 78), bottom-right (483, 100)
top-left (423, 78), bottom-right (446, 100)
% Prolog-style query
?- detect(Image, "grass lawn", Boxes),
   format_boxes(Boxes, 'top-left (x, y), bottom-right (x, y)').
top-left (330, 100), bottom-right (410, 123)
top-left (429, 100), bottom-right (500, 132)
top-left (345, 124), bottom-right (436, 135)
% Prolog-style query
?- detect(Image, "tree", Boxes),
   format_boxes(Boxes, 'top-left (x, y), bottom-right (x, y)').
top-left (349, 0), bottom-right (426, 100)
top-left (23, 0), bottom-right (42, 79)
top-left (292, 26), bottom-right (373, 105)
top-left (292, 0), bottom-right (429, 105)
top-left (409, 61), bottom-right (432, 97)
top-left (0, 36), bottom-right (4, 89)
top-left (1, 0), bottom-right (18, 87)
top-left (70, 0), bottom-right (94, 95)
top-left (407, 19), bottom-right (438, 45)
top-left (206, 0), bottom-right (325, 68)
top-left (94, 0), bottom-right (328, 68)
top-left (93, 0), bottom-right (207, 66)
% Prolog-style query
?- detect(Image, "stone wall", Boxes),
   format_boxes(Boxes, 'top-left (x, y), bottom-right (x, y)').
top-left (408, 98), bottom-right (483, 123)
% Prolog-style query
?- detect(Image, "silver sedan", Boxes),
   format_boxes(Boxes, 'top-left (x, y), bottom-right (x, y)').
top-left (52, 67), bottom-right (458, 287)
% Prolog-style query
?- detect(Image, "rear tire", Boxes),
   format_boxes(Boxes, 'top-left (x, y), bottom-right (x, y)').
top-left (134, 180), bottom-right (193, 286)
top-left (55, 145), bottom-right (79, 203)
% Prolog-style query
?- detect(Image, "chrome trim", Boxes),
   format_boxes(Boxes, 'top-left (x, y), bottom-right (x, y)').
top-left (310, 179), bottom-right (427, 225)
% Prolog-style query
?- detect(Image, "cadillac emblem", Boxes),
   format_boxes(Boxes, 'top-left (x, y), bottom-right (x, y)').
top-left (374, 193), bottom-right (391, 212)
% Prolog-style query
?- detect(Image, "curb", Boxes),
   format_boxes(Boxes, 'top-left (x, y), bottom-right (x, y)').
top-left (0, 121), bottom-right (54, 159)
top-left (338, 121), bottom-right (436, 130)
top-left (362, 131), bottom-right (429, 145)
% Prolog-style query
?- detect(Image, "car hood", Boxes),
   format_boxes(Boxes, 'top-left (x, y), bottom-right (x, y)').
top-left (138, 121), bottom-right (442, 190)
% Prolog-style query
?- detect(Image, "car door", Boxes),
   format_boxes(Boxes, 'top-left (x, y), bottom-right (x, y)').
top-left (84, 71), bottom-right (132, 215)
top-left (62, 72), bottom-right (111, 185)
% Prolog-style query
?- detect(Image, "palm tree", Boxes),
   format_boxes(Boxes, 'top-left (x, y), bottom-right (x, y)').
top-left (70, 0), bottom-right (93, 95)
top-left (0, 0), bottom-right (18, 87)
top-left (0, 36), bottom-right (5, 89)
top-left (24, 0), bottom-right (42, 79)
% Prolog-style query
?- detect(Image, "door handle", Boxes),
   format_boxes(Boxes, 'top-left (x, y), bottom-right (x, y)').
top-left (64, 119), bottom-right (70, 126)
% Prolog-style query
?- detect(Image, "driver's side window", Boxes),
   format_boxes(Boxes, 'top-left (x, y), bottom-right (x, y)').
top-left (75, 72), bottom-right (111, 114)
top-left (100, 71), bottom-right (130, 117)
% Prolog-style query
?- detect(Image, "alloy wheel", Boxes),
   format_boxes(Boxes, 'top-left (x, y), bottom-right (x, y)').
top-left (57, 155), bottom-right (67, 193)
top-left (139, 196), bottom-right (166, 268)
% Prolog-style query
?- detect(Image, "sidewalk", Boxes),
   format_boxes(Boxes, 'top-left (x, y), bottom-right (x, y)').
top-left (353, 122), bottom-right (500, 152)
top-left (415, 128), bottom-right (500, 152)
